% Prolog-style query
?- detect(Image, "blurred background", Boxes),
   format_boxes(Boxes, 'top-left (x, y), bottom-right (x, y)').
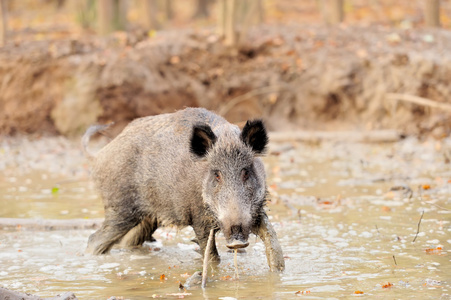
top-left (0, 0), bottom-right (450, 137)
top-left (1, 3), bottom-right (451, 299)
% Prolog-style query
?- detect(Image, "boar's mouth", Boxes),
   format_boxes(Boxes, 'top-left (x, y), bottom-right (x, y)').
top-left (226, 239), bottom-right (249, 249)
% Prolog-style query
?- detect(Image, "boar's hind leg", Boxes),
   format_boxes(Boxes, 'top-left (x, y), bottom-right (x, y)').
top-left (120, 217), bottom-right (158, 247)
top-left (193, 225), bottom-right (220, 264)
top-left (253, 215), bottom-right (285, 272)
top-left (86, 217), bottom-right (140, 255)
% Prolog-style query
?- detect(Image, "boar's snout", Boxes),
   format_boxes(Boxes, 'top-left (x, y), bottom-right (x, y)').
top-left (226, 225), bottom-right (250, 249)
top-left (226, 239), bottom-right (249, 249)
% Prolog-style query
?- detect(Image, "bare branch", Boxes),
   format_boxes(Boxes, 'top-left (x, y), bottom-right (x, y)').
top-left (201, 228), bottom-right (215, 288)
top-left (412, 210), bottom-right (424, 243)
top-left (386, 93), bottom-right (451, 112)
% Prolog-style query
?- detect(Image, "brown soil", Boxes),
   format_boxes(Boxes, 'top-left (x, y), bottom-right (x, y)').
top-left (1, 25), bottom-right (450, 137)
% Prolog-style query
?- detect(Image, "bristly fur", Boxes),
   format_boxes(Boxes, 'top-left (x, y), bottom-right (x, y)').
top-left (85, 108), bottom-right (284, 272)
top-left (253, 189), bottom-right (270, 228)
top-left (203, 202), bottom-right (221, 229)
top-left (240, 120), bottom-right (268, 154)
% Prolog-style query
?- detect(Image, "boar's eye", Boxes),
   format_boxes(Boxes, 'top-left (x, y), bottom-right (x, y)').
top-left (241, 168), bottom-right (250, 182)
top-left (214, 171), bottom-right (222, 182)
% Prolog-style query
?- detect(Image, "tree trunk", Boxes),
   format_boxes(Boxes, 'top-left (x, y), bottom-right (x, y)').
top-left (217, 0), bottom-right (226, 36)
top-left (113, 0), bottom-right (127, 31)
top-left (237, 0), bottom-right (263, 41)
top-left (257, 0), bottom-right (265, 23)
top-left (0, 0), bottom-right (6, 46)
top-left (142, 0), bottom-right (159, 30)
top-left (193, 0), bottom-right (210, 19)
top-left (97, 0), bottom-right (127, 35)
top-left (218, 0), bottom-right (262, 47)
top-left (97, 0), bottom-right (113, 34)
top-left (321, 0), bottom-right (344, 25)
top-left (165, 0), bottom-right (173, 20)
top-left (224, 0), bottom-right (237, 46)
top-left (77, 0), bottom-right (96, 29)
top-left (424, 0), bottom-right (440, 27)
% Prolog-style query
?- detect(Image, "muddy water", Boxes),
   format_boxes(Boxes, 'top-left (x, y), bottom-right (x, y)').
top-left (0, 137), bottom-right (450, 299)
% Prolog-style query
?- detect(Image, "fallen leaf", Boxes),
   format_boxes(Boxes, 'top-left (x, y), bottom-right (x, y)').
top-left (148, 30), bottom-right (157, 38)
top-left (320, 201), bottom-right (332, 205)
top-left (382, 282), bottom-right (393, 288)
top-left (295, 290), bottom-right (310, 294)
top-left (381, 206), bottom-right (391, 212)
top-left (354, 290), bottom-right (364, 294)
top-left (170, 56), bottom-right (180, 64)
top-left (425, 246), bottom-right (443, 254)
top-left (296, 58), bottom-right (303, 69)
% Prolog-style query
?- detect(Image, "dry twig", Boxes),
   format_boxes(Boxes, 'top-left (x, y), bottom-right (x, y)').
top-left (234, 249), bottom-right (239, 279)
top-left (412, 211), bottom-right (424, 243)
top-left (201, 229), bottom-right (215, 288)
top-left (386, 93), bottom-right (451, 112)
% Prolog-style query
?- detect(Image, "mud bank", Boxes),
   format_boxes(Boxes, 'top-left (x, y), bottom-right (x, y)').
top-left (1, 25), bottom-right (450, 137)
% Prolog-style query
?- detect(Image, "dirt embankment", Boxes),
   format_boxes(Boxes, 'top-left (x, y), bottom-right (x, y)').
top-left (1, 25), bottom-right (451, 137)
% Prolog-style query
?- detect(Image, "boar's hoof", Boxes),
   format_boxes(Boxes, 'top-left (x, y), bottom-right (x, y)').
top-left (226, 239), bottom-right (249, 249)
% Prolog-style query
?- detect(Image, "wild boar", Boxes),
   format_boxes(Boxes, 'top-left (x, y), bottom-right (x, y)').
top-left (83, 107), bottom-right (284, 271)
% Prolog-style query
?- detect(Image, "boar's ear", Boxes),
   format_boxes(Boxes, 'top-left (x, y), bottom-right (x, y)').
top-left (241, 120), bottom-right (268, 154)
top-left (190, 124), bottom-right (217, 157)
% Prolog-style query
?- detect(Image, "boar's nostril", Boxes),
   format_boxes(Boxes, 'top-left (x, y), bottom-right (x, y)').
top-left (227, 224), bottom-right (248, 249)
top-left (230, 225), bottom-right (242, 235)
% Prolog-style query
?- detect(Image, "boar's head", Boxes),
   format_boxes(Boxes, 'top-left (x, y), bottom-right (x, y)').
top-left (190, 120), bottom-right (268, 249)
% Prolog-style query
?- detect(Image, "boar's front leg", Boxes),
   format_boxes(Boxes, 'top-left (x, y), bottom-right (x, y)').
top-left (192, 223), bottom-right (220, 264)
top-left (253, 214), bottom-right (285, 272)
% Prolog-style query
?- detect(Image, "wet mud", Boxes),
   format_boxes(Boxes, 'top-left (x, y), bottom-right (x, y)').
top-left (0, 136), bottom-right (450, 299)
